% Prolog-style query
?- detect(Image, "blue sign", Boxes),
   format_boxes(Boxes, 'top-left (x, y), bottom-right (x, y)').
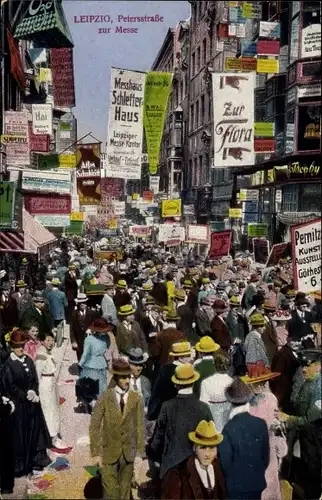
top-left (229, 7), bottom-right (247, 24)
top-left (98, 229), bottom-right (119, 237)
top-left (244, 201), bottom-right (258, 213)
top-left (244, 212), bottom-right (258, 223)
top-left (240, 40), bottom-right (257, 57)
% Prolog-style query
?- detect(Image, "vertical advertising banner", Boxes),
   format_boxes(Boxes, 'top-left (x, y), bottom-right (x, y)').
top-left (104, 67), bottom-right (146, 180)
top-left (143, 72), bottom-right (172, 175)
top-left (76, 143), bottom-right (101, 205)
top-left (212, 73), bottom-right (255, 167)
top-left (51, 48), bottom-right (76, 107)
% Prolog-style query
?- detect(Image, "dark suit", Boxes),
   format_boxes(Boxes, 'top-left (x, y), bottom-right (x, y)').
top-left (0, 297), bottom-right (19, 332)
top-left (161, 455), bottom-right (227, 499)
top-left (177, 304), bottom-right (199, 345)
top-left (287, 309), bottom-right (314, 341)
top-left (270, 344), bottom-right (303, 413)
top-left (149, 392), bottom-right (213, 479)
top-left (210, 316), bottom-right (231, 352)
top-left (21, 306), bottom-right (53, 337)
top-left (64, 271), bottom-right (78, 324)
top-left (147, 362), bottom-right (177, 421)
top-left (70, 309), bottom-right (98, 361)
top-left (261, 320), bottom-right (278, 366)
top-left (195, 308), bottom-right (212, 337)
top-left (149, 327), bottom-right (185, 366)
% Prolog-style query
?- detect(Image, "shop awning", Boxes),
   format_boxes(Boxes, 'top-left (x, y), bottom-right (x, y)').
top-left (0, 232), bottom-right (25, 252)
top-left (277, 212), bottom-right (321, 226)
top-left (23, 209), bottom-right (57, 253)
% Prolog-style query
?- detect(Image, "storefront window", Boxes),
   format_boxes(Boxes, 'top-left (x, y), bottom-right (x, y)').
top-left (300, 184), bottom-right (322, 212)
top-left (282, 185), bottom-right (299, 212)
top-left (289, 16), bottom-right (299, 64)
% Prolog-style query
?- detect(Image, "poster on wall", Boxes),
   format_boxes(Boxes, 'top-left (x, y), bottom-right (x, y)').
top-left (291, 218), bottom-right (321, 294)
top-left (301, 24), bottom-right (321, 59)
top-left (208, 231), bottom-right (231, 259)
top-left (212, 73), bottom-right (255, 168)
top-left (104, 67), bottom-right (145, 180)
top-left (51, 48), bottom-right (75, 107)
top-left (3, 111), bottom-right (29, 165)
top-left (31, 104), bottom-right (53, 135)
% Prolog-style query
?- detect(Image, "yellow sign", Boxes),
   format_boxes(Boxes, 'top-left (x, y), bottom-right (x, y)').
top-left (95, 251), bottom-right (123, 261)
top-left (267, 169), bottom-right (274, 183)
top-left (228, 1), bottom-right (239, 6)
top-left (108, 219), bottom-right (117, 229)
top-left (254, 123), bottom-right (274, 137)
top-left (132, 193), bottom-right (139, 200)
top-left (242, 2), bottom-right (253, 17)
top-left (225, 57), bottom-right (257, 72)
top-left (70, 212), bottom-right (84, 221)
top-left (161, 199), bottom-right (182, 218)
top-left (59, 154), bottom-right (76, 168)
top-left (229, 208), bottom-right (242, 218)
top-left (257, 59), bottom-right (279, 74)
top-left (251, 171), bottom-right (265, 186)
top-left (37, 68), bottom-right (52, 82)
top-left (1, 134), bottom-right (27, 144)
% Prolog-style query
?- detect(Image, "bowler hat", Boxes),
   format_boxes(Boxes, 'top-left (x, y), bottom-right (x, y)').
top-left (33, 291), bottom-right (45, 303)
top-left (250, 273), bottom-right (260, 283)
top-left (188, 420), bottom-right (223, 447)
top-left (225, 378), bottom-right (252, 405)
top-left (229, 296), bottom-right (241, 307)
top-left (111, 358), bottom-right (132, 376)
top-left (166, 309), bottom-right (180, 321)
top-left (250, 313), bottom-right (266, 327)
top-left (171, 363), bottom-right (200, 385)
top-left (128, 348), bottom-right (148, 365)
top-left (145, 295), bottom-right (155, 305)
top-left (213, 299), bottom-right (228, 313)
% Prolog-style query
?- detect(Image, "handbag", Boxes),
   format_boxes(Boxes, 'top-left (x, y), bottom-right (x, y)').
top-left (75, 377), bottom-right (99, 402)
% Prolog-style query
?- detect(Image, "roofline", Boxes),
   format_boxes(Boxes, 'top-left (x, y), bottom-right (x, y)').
top-left (151, 28), bottom-right (175, 70)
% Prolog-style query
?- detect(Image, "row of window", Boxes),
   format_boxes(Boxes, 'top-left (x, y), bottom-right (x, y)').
top-left (191, 37), bottom-right (208, 76)
top-left (188, 153), bottom-right (210, 188)
top-left (190, 96), bottom-right (212, 132)
top-left (191, 2), bottom-right (208, 28)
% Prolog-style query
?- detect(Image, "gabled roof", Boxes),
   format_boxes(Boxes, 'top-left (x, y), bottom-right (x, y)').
top-left (151, 28), bottom-right (175, 70)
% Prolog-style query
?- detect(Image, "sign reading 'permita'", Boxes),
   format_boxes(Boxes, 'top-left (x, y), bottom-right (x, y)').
top-left (212, 73), bottom-right (255, 168)
top-left (291, 219), bottom-right (321, 294)
top-left (105, 67), bottom-right (145, 180)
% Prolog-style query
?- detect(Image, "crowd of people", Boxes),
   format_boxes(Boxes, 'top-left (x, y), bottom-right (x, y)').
top-left (0, 237), bottom-right (321, 500)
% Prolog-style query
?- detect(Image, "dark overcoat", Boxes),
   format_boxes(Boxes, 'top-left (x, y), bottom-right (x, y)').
top-left (147, 362), bottom-right (177, 421)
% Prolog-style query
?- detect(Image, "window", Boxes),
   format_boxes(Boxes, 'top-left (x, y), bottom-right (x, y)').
top-left (190, 104), bottom-right (194, 131)
top-left (192, 52), bottom-right (195, 75)
top-left (188, 159), bottom-right (193, 188)
top-left (194, 157), bottom-right (198, 185)
top-left (197, 47), bottom-right (201, 72)
top-left (199, 155), bottom-right (203, 183)
top-left (205, 153), bottom-right (210, 182)
top-left (196, 100), bottom-right (199, 128)
top-left (201, 95), bottom-right (205, 124)
top-left (203, 38), bottom-right (207, 65)
top-left (208, 98), bottom-right (212, 121)
top-left (282, 185), bottom-right (299, 212)
top-left (180, 81), bottom-right (183, 102)
top-left (300, 184), bottom-right (322, 212)
top-left (174, 84), bottom-right (179, 108)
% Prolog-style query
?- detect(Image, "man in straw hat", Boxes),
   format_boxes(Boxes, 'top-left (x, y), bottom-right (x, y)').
top-left (21, 291), bottom-right (53, 338)
top-left (161, 420), bottom-right (226, 499)
top-left (148, 309), bottom-right (185, 368)
top-left (225, 296), bottom-right (249, 344)
top-left (89, 358), bottom-right (144, 500)
top-left (116, 304), bottom-right (147, 356)
top-left (147, 341), bottom-right (192, 422)
top-left (193, 336), bottom-right (220, 397)
top-left (218, 378), bottom-right (270, 500)
top-left (244, 313), bottom-right (270, 376)
top-left (147, 364), bottom-right (213, 482)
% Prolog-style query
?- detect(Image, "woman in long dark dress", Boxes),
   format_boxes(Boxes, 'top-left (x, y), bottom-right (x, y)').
top-left (0, 383), bottom-right (15, 493)
top-left (1, 329), bottom-right (52, 477)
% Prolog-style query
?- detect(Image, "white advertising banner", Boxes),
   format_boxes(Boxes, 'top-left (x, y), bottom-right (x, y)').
top-left (158, 224), bottom-right (185, 244)
top-left (4, 111), bottom-right (30, 165)
top-left (104, 67), bottom-right (146, 180)
top-left (35, 215), bottom-right (70, 227)
top-left (301, 24), bottom-right (321, 59)
top-left (113, 201), bottom-right (126, 216)
top-left (291, 218), bottom-right (321, 294)
top-left (31, 104), bottom-right (53, 135)
top-left (149, 176), bottom-right (160, 194)
top-left (298, 84), bottom-right (322, 99)
top-left (212, 73), bottom-right (255, 168)
top-left (186, 225), bottom-right (210, 244)
top-left (84, 206), bottom-right (98, 216)
top-left (22, 170), bottom-right (71, 194)
top-left (129, 225), bottom-right (152, 237)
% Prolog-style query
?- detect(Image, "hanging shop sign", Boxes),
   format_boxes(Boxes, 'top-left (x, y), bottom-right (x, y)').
top-left (112, 201), bottom-right (125, 216)
top-left (70, 211), bottom-right (84, 221)
top-left (239, 189), bottom-right (259, 202)
top-left (35, 215), bottom-right (71, 228)
top-left (59, 154), bottom-right (76, 168)
top-left (301, 24), bottom-right (321, 60)
top-left (77, 177), bottom-right (101, 205)
top-left (22, 170), bottom-right (71, 194)
top-left (241, 2), bottom-right (261, 19)
top-left (14, 0), bottom-right (74, 48)
top-left (248, 223), bottom-right (268, 237)
top-left (298, 84), bottom-right (321, 99)
top-left (158, 224), bottom-right (185, 245)
top-left (57, 113), bottom-right (77, 153)
top-left (229, 7), bottom-right (246, 24)
top-left (229, 208), bottom-right (242, 218)
top-left (228, 24), bottom-right (246, 38)
top-left (6, 28), bottom-right (25, 90)
top-left (256, 59), bottom-right (279, 74)
top-left (65, 221), bottom-right (84, 236)
top-left (186, 225), bottom-right (210, 244)
top-left (76, 143), bottom-right (101, 204)
top-left (0, 182), bottom-right (15, 229)
top-left (31, 104), bottom-right (53, 135)
top-left (104, 67), bottom-right (145, 180)
top-left (183, 204), bottom-right (195, 216)
top-left (257, 40), bottom-right (280, 55)
top-left (161, 199), bottom-right (182, 218)
top-left (208, 230), bottom-right (231, 259)
top-left (28, 122), bottom-right (50, 152)
top-left (24, 195), bottom-right (71, 215)
top-left (274, 162), bottom-right (321, 182)
top-left (143, 72), bottom-right (173, 175)
top-left (129, 225), bottom-right (152, 238)
top-left (253, 238), bottom-right (269, 264)
top-left (37, 153), bottom-right (59, 170)
top-left (259, 21), bottom-right (280, 39)
top-left (149, 176), bottom-right (160, 194)
top-left (254, 139), bottom-right (276, 152)
top-left (266, 243), bottom-right (288, 267)
top-left (51, 48), bottom-right (75, 107)
top-left (240, 40), bottom-right (257, 57)
top-left (254, 122), bottom-right (274, 137)
top-left (212, 72), bottom-right (255, 168)
top-left (224, 57), bottom-right (257, 72)
top-left (4, 111), bottom-right (29, 165)
top-left (291, 218), bottom-right (321, 294)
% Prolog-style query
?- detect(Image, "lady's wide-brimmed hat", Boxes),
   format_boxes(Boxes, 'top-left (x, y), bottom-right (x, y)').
top-left (229, 296), bottom-right (241, 307)
top-left (213, 299), bottom-right (228, 313)
top-left (241, 365), bottom-right (281, 384)
top-left (9, 329), bottom-right (27, 346)
top-left (169, 341), bottom-right (192, 357)
top-left (188, 420), bottom-right (223, 447)
top-left (111, 358), bottom-right (132, 376)
top-left (272, 309), bottom-right (291, 322)
top-left (75, 293), bottom-right (88, 304)
top-left (225, 378), bottom-right (252, 405)
top-left (116, 279), bottom-right (127, 289)
top-left (171, 363), bottom-right (200, 385)
top-left (118, 304), bottom-right (136, 316)
top-left (128, 347), bottom-right (149, 365)
top-left (89, 318), bottom-right (111, 333)
top-left (195, 336), bottom-right (220, 354)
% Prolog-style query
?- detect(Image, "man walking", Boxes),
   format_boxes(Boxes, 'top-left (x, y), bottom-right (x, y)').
top-left (46, 278), bottom-right (67, 348)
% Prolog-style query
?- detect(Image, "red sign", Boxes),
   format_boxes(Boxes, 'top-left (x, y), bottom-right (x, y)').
top-left (254, 139), bottom-right (276, 152)
top-left (28, 123), bottom-right (50, 152)
top-left (266, 243), bottom-right (288, 267)
top-left (253, 238), bottom-right (269, 264)
top-left (24, 195), bottom-right (71, 215)
top-left (100, 178), bottom-right (124, 205)
top-left (257, 40), bottom-right (280, 55)
top-left (51, 48), bottom-right (75, 107)
top-left (6, 29), bottom-right (25, 90)
top-left (142, 191), bottom-right (153, 202)
top-left (209, 231), bottom-right (231, 259)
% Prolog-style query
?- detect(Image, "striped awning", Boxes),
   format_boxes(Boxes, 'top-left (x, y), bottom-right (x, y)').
top-left (0, 231), bottom-right (25, 252)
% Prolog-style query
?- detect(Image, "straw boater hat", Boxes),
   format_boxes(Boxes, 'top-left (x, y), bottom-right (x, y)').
top-left (145, 295), bottom-right (156, 305)
top-left (271, 309), bottom-right (292, 322)
top-left (195, 336), bottom-right (220, 354)
top-left (229, 296), bottom-right (241, 307)
top-left (286, 289), bottom-right (297, 297)
top-left (225, 378), bottom-right (252, 405)
top-left (166, 309), bottom-right (180, 322)
top-left (310, 290), bottom-right (322, 301)
top-left (51, 278), bottom-right (61, 286)
top-left (110, 358), bottom-right (132, 376)
top-left (249, 313), bottom-right (266, 327)
top-left (201, 277), bottom-right (210, 285)
top-left (116, 279), bottom-right (127, 289)
top-left (88, 318), bottom-right (111, 333)
top-left (128, 347), bottom-right (149, 365)
top-left (188, 420), bottom-right (223, 447)
top-left (174, 288), bottom-right (186, 301)
top-left (142, 282), bottom-right (153, 292)
top-left (171, 364), bottom-right (200, 385)
top-left (118, 304), bottom-right (136, 316)
top-left (9, 329), bottom-right (27, 346)
top-left (16, 280), bottom-right (26, 288)
top-left (183, 279), bottom-right (194, 289)
top-left (75, 293), bottom-right (88, 304)
top-left (213, 299), bottom-right (228, 314)
top-left (69, 263), bottom-right (76, 270)
top-left (169, 341), bottom-right (192, 357)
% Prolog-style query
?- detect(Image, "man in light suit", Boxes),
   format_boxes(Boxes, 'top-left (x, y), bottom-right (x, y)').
top-left (89, 358), bottom-right (145, 500)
